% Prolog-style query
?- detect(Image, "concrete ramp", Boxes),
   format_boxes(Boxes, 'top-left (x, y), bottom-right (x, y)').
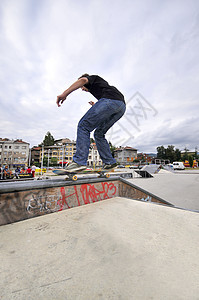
top-left (0, 197), bottom-right (198, 300)
top-left (0, 177), bottom-right (171, 225)
top-left (141, 164), bottom-right (161, 174)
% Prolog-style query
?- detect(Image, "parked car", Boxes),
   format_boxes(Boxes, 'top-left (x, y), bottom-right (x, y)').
top-left (117, 165), bottom-right (125, 168)
top-left (129, 165), bottom-right (139, 169)
top-left (172, 162), bottom-right (185, 170)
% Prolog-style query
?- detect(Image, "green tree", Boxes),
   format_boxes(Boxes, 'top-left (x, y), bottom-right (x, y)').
top-left (157, 146), bottom-right (166, 159)
top-left (165, 145), bottom-right (175, 163)
top-left (109, 141), bottom-right (116, 156)
top-left (182, 147), bottom-right (189, 161)
top-left (43, 156), bottom-right (48, 167)
top-left (194, 147), bottom-right (198, 159)
top-left (50, 157), bottom-right (58, 166)
top-left (40, 132), bottom-right (55, 146)
top-left (174, 148), bottom-right (181, 161)
top-left (188, 155), bottom-right (193, 168)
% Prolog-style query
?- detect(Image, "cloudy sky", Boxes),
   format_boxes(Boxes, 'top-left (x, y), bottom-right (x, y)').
top-left (0, 0), bottom-right (199, 153)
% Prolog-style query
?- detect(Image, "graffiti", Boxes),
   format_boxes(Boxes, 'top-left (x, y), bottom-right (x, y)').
top-left (57, 186), bottom-right (74, 211)
top-left (57, 182), bottom-right (117, 211)
top-left (80, 182), bottom-right (117, 204)
top-left (26, 194), bottom-right (58, 212)
top-left (140, 195), bottom-right (152, 202)
top-left (0, 182), bottom-right (118, 224)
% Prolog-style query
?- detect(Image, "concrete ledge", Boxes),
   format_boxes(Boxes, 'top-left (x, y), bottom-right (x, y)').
top-left (0, 177), bottom-right (171, 226)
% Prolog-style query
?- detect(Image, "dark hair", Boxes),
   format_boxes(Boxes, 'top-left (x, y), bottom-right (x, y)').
top-left (78, 73), bottom-right (89, 79)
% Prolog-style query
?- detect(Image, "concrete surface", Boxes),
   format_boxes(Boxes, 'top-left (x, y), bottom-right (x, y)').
top-left (0, 197), bottom-right (198, 300)
top-left (128, 170), bottom-right (199, 211)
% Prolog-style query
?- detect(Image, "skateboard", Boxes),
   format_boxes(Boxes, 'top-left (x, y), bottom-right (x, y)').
top-left (52, 168), bottom-right (114, 181)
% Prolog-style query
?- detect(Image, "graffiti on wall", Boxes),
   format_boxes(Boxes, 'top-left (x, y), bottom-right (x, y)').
top-left (26, 182), bottom-right (117, 213)
top-left (0, 181), bottom-right (118, 225)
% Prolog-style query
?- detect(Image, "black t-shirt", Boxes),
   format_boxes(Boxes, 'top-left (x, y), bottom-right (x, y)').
top-left (83, 75), bottom-right (125, 102)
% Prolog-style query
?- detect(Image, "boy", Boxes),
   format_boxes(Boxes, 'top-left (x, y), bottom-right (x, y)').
top-left (56, 74), bottom-right (126, 172)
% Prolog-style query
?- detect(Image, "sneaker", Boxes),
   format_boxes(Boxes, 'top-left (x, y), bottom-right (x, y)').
top-left (65, 161), bottom-right (87, 173)
top-left (103, 163), bottom-right (117, 170)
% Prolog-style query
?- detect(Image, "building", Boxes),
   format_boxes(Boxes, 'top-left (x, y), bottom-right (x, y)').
top-left (0, 138), bottom-right (30, 168)
top-left (30, 138), bottom-right (77, 167)
top-left (30, 146), bottom-right (41, 166)
top-left (114, 146), bottom-right (137, 164)
top-left (137, 153), bottom-right (156, 164)
top-left (31, 139), bottom-right (103, 167)
top-left (88, 143), bottom-right (102, 167)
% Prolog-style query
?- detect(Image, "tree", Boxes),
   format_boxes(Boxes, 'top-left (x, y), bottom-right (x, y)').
top-left (40, 132), bottom-right (55, 146)
top-left (182, 147), bottom-right (189, 161)
top-left (109, 141), bottom-right (116, 156)
top-left (43, 156), bottom-right (48, 167)
top-left (174, 148), bottom-right (181, 161)
top-left (165, 145), bottom-right (175, 163)
top-left (188, 155), bottom-right (193, 168)
top-left (194, 147), bottom-right (198, 159)
top-left (157, 146), bottom-right (166, 159)
top-left (157, 145), bottom-right (181, 163)
top-left (50, 157), bottom-right (58, 166)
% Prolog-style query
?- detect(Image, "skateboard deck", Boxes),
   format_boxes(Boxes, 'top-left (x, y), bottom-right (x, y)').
top-left (52, 168), bottom-right (114, 181)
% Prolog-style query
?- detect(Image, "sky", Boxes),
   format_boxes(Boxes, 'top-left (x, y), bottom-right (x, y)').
top-left (0, 0), bottom-right (199, 153)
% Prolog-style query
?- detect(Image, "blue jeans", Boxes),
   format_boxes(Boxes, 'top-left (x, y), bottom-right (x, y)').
top-left (73, 98), bottom-right (126, 165)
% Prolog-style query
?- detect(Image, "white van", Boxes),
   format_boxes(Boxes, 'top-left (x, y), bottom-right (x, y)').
top-left (172, 162), bottom-right (185, 170)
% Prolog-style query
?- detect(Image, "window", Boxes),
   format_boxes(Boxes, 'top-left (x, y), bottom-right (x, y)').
top-left (9, 146), bottom-right (12, 149)
top-left (15, 146), bottom-right (19, 149)
top-left (22, 146), bottom-right (26, 149)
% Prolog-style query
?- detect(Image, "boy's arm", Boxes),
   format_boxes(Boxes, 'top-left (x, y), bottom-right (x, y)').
top-left (56, 77), bottom-right (88, 107)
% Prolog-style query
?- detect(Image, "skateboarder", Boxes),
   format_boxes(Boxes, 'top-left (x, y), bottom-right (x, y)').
top-left (56, 74), bottom-right (126, 172)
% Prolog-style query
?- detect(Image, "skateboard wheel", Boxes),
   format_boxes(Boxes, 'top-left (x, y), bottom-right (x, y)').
top-left (72, 175), bottom-right (78, 181)
top-left (105, 173), bottom-right (110, 178)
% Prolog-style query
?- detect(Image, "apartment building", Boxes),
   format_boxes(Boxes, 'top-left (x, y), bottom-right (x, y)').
top-left (114, 146), bottom-right (137, 164)
top-left (31, 138), bottom-right (77, 166)
top-left (31, 139), bottom-right (103, 167)
top-left (88, 143), bottom-right (102, 167)
top-left (0, 138), bottom-right (30, 168)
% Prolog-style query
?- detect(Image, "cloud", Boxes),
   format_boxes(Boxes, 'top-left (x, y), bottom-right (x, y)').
top-left (0, 0), bottom-right (199, 153)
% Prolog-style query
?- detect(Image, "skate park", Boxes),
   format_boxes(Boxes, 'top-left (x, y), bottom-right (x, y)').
top-left (0, 167), bottom-right (199, 300)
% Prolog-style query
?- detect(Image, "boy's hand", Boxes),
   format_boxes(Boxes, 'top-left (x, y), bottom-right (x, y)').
top-left (56, 94), bottom-right (67, 107)
top-left (89, 101), bottom-right (95, 106)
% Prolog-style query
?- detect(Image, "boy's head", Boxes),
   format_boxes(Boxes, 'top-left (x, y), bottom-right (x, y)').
top-left (78, 73), bottom-right (89, 80)
top-left (78, 73), bottom-right (90, 92)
